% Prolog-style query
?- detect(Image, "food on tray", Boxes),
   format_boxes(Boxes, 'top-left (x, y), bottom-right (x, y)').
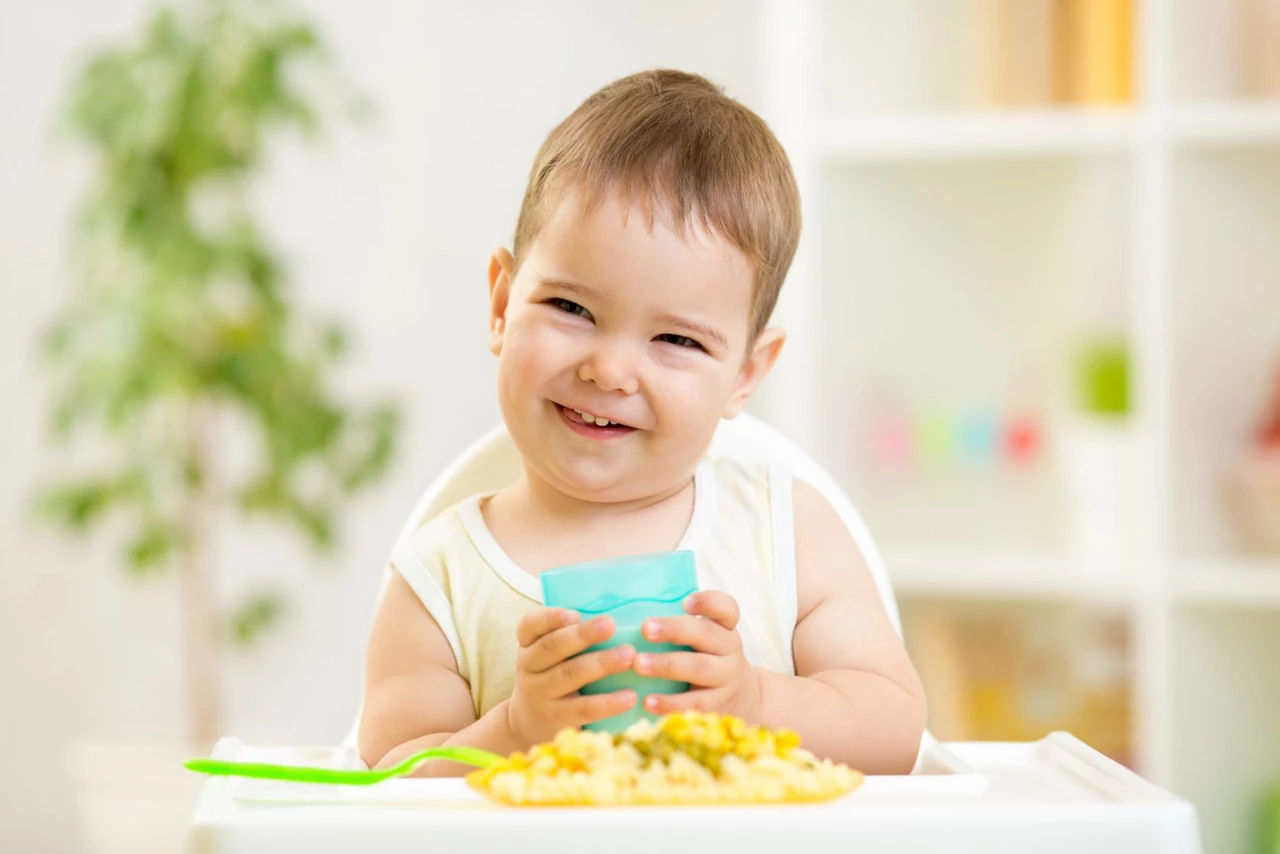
top-left (466, 711), bottom-right (863, 806)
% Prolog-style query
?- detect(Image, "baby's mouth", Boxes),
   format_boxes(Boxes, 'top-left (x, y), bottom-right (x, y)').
top-left (555, 403), bottom-right (637, 433)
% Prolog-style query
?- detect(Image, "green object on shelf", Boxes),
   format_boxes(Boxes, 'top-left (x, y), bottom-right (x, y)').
top-left (1076, 339), bottom-right (1130, 417)
top-left (184, 744), bottom-right (501, 785)
top-left (1262, 785), bottom-right (1280, 854)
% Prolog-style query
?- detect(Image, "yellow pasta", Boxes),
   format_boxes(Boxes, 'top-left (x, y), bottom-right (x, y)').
top-left (467, 711), bottom-right (863, 806)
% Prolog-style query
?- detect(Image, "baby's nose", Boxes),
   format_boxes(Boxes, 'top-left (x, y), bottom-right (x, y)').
top-left (578, 338), bottom-right (639, 395)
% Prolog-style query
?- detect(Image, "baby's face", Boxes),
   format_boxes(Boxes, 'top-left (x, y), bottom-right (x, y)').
top-left (488, 189), bottom-right (775, 504)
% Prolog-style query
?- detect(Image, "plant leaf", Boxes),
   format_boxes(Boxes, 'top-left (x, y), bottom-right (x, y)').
top-left (227, 590), bottom-right (285, 648)
top-left (38, 479), bottom-right (126, 529)
top-left (125, 520), bottom-right (181, 576)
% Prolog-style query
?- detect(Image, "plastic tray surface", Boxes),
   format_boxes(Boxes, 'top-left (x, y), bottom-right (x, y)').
top-left (191, 732), bottom-right (1201, 854)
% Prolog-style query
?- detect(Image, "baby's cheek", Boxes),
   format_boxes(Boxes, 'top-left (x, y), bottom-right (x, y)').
top-left (502, 326), bottom-right (559, 376)
top-left (659, 374), bottom-right (729, 430)
top-left (650, 400), bottom-right (722, 473)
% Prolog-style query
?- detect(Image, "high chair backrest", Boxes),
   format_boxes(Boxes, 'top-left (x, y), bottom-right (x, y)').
top-left (387, 412), bottom-right (903, 634)
top-left (346, 412), bottom-right (913, 752)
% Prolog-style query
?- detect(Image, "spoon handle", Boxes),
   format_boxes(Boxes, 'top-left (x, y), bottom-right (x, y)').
top-left (393, 744), bottom-right (503, 774)
top-left (186, 744), bottom-right (501, 785)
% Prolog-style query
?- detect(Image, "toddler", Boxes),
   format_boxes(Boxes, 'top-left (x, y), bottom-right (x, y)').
top-left (359, 69), bottom-right (926, 776)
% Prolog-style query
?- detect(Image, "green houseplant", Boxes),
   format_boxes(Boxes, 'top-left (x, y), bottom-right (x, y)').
top-left (38, 0), bottom-right (396, 748)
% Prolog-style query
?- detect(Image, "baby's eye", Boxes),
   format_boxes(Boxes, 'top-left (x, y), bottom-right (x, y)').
top-left (655, 333), bottom-right (704, 351)
top-left (548, 298), bottom-right (592, 319)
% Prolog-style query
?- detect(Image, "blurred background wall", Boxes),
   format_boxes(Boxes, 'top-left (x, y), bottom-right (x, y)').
top-left (3, 1), bottom-right (1280, 853)
top-left (1, 2), bottom-right (765, 851)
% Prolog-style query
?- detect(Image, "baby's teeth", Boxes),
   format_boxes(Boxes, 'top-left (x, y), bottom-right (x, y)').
top-left (569, 407), bottom-right (621, 427)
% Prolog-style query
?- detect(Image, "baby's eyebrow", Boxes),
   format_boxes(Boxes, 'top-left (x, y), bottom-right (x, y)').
top-left (538, 277), bottom-right (598, 298)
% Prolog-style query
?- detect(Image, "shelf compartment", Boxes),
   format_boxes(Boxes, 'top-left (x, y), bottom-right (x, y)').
top-left (1169, 606), bottom-right (1280, 854)
top-left (814, 156), bottom-right (1132, 552)
top-left (813, 0), bottom-right (1135, 115)
top-left (902, 599), bottom-right (1134, 768)
top-left (1169, 0), bottom-right (1280, 103)
top-left (1169, 147), bottom-right (1280, 559)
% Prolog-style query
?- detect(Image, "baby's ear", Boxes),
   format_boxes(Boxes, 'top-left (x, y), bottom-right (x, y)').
top-left (723, 327), bottom-right (785, 418)
top-left (487, 248), bottom-right (514, 356)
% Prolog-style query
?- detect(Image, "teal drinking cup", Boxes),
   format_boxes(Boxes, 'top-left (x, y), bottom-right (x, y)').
top-left (540, 550), bottom-right (698, 733)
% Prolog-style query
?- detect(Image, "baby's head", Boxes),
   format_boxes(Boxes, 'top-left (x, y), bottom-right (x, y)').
top-left (487, 69), bottom-right (801, 505)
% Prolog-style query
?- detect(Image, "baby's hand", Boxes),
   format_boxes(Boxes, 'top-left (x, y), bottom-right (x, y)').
top-left (632, 590), bottom-right (763, 721)
top-left (506, 607), bottom-right (638, 746)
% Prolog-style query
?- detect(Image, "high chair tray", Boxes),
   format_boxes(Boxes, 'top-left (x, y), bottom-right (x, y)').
top-left (190, 732), bottom-right (1200, 853)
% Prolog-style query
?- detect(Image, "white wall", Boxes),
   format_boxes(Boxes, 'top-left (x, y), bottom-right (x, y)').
top-left (0, 2), bottom-right (765, 849)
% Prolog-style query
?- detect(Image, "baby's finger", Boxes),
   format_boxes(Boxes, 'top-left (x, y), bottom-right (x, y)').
top-left (642, 688), bottom-right (719, 716)
top-left (641, 614), bottom-right (735, 655)
top-left (566, 689), bottom-right (637, 727)
top-left (633, 650), bottom-right (724, 687)
top-left (516, 607), bottom-right (579, 648)
top-left (520, 615), bottom-right (615, 674)
top-left (683, 590), bottom-right (740, 631)
top-left (540, 644), bottom-right (636, 696)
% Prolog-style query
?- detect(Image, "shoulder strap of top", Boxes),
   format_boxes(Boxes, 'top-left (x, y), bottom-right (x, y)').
top-left (389, 512), bottom-right (470, 681)
top-left (768, 462), bottom-right (797, 657)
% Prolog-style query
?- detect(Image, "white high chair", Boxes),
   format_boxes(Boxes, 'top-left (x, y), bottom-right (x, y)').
top-left (345, 412), bottom-right (923, 756)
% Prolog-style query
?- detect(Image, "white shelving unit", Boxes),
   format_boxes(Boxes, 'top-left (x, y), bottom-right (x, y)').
top-left (813, 109), bottom-right (1137, 159)
top-left (757, 2), bottom-right (1280, 852)
top-left (1171, 102), bottom-right (1280, 144)
top-left (1174, 559), bottom-right (1280, 606)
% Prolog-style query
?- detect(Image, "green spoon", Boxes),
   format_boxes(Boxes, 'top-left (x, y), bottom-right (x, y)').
top-left (185, 744), bottom-right (502, 785)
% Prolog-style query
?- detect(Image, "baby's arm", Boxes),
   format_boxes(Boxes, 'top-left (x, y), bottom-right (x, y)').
top-left (360, 572), bottom-right (640, 774)
top-left (754, 480), bottom-right (927, 774)
top-left (359, 572), bottom-right (520, 775)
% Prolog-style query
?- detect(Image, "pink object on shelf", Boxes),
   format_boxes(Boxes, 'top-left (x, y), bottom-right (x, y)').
top-left (1255, 361), bottom-right (1280, 450)
top-left (1003, 415), bottom-right (1043, 465)
top-left (868, 412), bottom-right (914, 467)
top-left (1224, 451), bottom-right (1280, 556)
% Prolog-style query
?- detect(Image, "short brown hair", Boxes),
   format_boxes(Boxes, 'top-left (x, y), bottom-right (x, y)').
top-left (512, 69), bottom-right (801, 340)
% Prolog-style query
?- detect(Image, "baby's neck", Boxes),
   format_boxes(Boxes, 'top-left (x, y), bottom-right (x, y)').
top-left (481, 470), bottom-right (697, 576)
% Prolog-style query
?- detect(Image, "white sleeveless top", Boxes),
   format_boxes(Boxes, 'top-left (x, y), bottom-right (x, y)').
top-left (390, 456), bottom-right (797, 717)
